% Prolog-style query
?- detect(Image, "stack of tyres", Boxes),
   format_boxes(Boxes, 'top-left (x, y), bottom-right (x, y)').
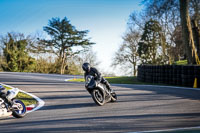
top-left (144, 65), bottom-right (148, 82)
top-left (150, 65), bottom-right (154, 83)
top-left (187, 65), bottom-right (195, 87)
top-left (169, 65), bottom-right (173, 85)
top-left (150, 65), bottom-right (152, 83)
top-left (137, 65), bottom-right (145, 82)
top-left (182, 65), bottom-right (189, 87)
top-left (158, 66), bottom-right (163, 83)
top-left (181, 65), bottom-right (188, 86)
top-left (137, 64), bottom-right (199, 88)
top-left (142, 65), bottom-right (146, 82)
top-left (152, 65), bottom-right (156, 83)
top-left (161, 65), bottom-right (165, 84)
top-left (172, 65), bottom-right (177, 85)
top-left (165, 65), bottom-right (170, 84)
top-left (146, 65), bottom-right (152, 83)
top-left (198, 66), bottom-right (200, 87)
top-left (156, 66), bottom-right (159, 83)
top-left (140, 65), bottom-right (146, 82)
top-left (143, 65), bottom-right (147, 82)
top-left (162, 65), bottom-right (165, 84)
top-left (140, 65), bottom-right (144, 82)
top-left (137, 65), bottom-right (142, 81)
top-left (176, 65), bottom-right (182, 86)
top-left (194, 65), bottom-right (200, 88)
top-left (151, 65), bottom-right (154, 83)
top-left (156, 65), bottom-right (159, 83)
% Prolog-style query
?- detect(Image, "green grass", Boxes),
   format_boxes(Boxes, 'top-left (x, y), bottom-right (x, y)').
top-left (16, 92), bottom-right (37, 106)
top-left (69, 76), bottom-right (177, 86)
top-left (3, 85), bottom-right (13, 90)
top-left (105, 76), bottom-right (145, 84)
top-left (173, 60), bottom-right (188, 65)
top-left (2, 84), bottom-right (37, 106)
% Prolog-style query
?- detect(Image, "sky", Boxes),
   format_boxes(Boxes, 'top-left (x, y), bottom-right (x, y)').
top-left (0, 0), bottom-right (143, 76)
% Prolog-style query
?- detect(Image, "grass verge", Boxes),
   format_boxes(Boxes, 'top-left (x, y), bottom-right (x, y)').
top-left (69, 76), bottom-right (177, 87)
top-left (16, 92), bottom-right (37, 106)
top-left (69, 76), bottom-right (149, 84)
top-left (105, 77), bottom-right (145, 84)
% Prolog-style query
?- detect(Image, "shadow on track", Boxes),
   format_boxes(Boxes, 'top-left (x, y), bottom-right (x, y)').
top-left (40, 102), bottom-right (95, 110)
top-left (114, 84), bottom-right (200, 101)
top-left (1, 113), bottom-right (200, 133)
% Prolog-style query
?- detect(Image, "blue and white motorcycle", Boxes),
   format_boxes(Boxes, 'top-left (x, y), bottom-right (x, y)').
top-left (0, 87), bottom-right (26, 118)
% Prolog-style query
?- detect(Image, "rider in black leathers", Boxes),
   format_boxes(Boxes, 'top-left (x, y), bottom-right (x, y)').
top-left (82, 63), bottom-right (114, 93)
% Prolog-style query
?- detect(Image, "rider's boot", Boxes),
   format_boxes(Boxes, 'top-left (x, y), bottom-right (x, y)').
top-left (105, 82), bottom-right (114, 94)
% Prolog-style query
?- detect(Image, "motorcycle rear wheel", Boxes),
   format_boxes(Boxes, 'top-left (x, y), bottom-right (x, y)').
top-left (111, 92), bottom-right (117, 102)
top-left (92, 89), bottom-right (105, 106)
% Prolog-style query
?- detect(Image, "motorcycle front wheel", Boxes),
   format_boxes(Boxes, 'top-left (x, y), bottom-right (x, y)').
top-left (12, 99), bottom-right (26, 118)
top-left (92, 89), bottom-right (105, 106)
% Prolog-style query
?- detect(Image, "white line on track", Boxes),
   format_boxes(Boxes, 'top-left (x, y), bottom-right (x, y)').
top-left (20, 89), bottom-right (45, 113)
top-left (128, 126), bottom-right (200, 133)
top-left (64, 79), bottom-right (73, 81)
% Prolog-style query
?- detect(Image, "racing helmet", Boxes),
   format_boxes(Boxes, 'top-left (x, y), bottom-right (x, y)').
top-left (82, 63), bottom-right (91, 72)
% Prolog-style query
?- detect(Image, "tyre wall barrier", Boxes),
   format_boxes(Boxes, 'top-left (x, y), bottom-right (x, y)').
top-left (137, 65), bottom-right (200, 88)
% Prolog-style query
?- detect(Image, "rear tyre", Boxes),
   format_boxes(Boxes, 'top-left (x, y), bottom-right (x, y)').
top-left (111, 92), bottom-right (117, 102)
top-left (12, 99), bottom-right (26, 118)
top-left (92, 89), bottom-right (105, 106)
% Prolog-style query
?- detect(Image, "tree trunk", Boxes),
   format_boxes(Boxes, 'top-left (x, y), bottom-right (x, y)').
top-left (60, 57), bottom-right (65, 75)
top-left (179, 0), bottom-right (196, 64)
top-left (133, 62), bottom-right (137, 76)
top-left (60, 50), bottom-right (66, 75)
top-left (192, 19), bottom-right (200, 60)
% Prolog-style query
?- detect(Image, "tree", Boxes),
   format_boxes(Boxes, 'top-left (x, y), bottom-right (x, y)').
top-left (169, 25), bottom-right (185, 61)
top-left (189, 0), bottom-right (200, 23)
top-left (141, 0), bottom-right (181, 63)
top-left (0, 32), bottom-right (35, 72)
top-left (41, 17), bottom-right (94, 74)
top-left (112, 30), bottom-right (140, 76)
top-left (0, 42), bottom-right (4, 71)
top-left (141, 0), bottom-right (200, 64)
top-left (66, 48), bottom-right (100, 75)
top-left (79, 49), bottom-right (100, 67)
top-left (179, 0), bottom-right (196, 64)
top-left (28, 31), bottom-right (55, 73)
top-left (138, 19), bottom-right (167, 64)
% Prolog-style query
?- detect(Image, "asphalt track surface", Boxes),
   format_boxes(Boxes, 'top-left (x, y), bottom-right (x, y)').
top-left (0, 72), bottom-right (200, 133)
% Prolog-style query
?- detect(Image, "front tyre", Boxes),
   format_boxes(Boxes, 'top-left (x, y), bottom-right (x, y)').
top-left (92, 89), bottom-right (105, 106)
top-left (12, 99), bottom-right (26, 118)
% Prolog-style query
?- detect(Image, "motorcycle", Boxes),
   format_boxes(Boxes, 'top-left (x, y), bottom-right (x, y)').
top-left (85, 75), bottom-right (117, 106)
top-left (0, 87), bottom-right (26, 118)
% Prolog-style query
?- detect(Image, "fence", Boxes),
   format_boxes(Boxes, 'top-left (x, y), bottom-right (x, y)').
top-left (137, 65), bottom-right (200, 88)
